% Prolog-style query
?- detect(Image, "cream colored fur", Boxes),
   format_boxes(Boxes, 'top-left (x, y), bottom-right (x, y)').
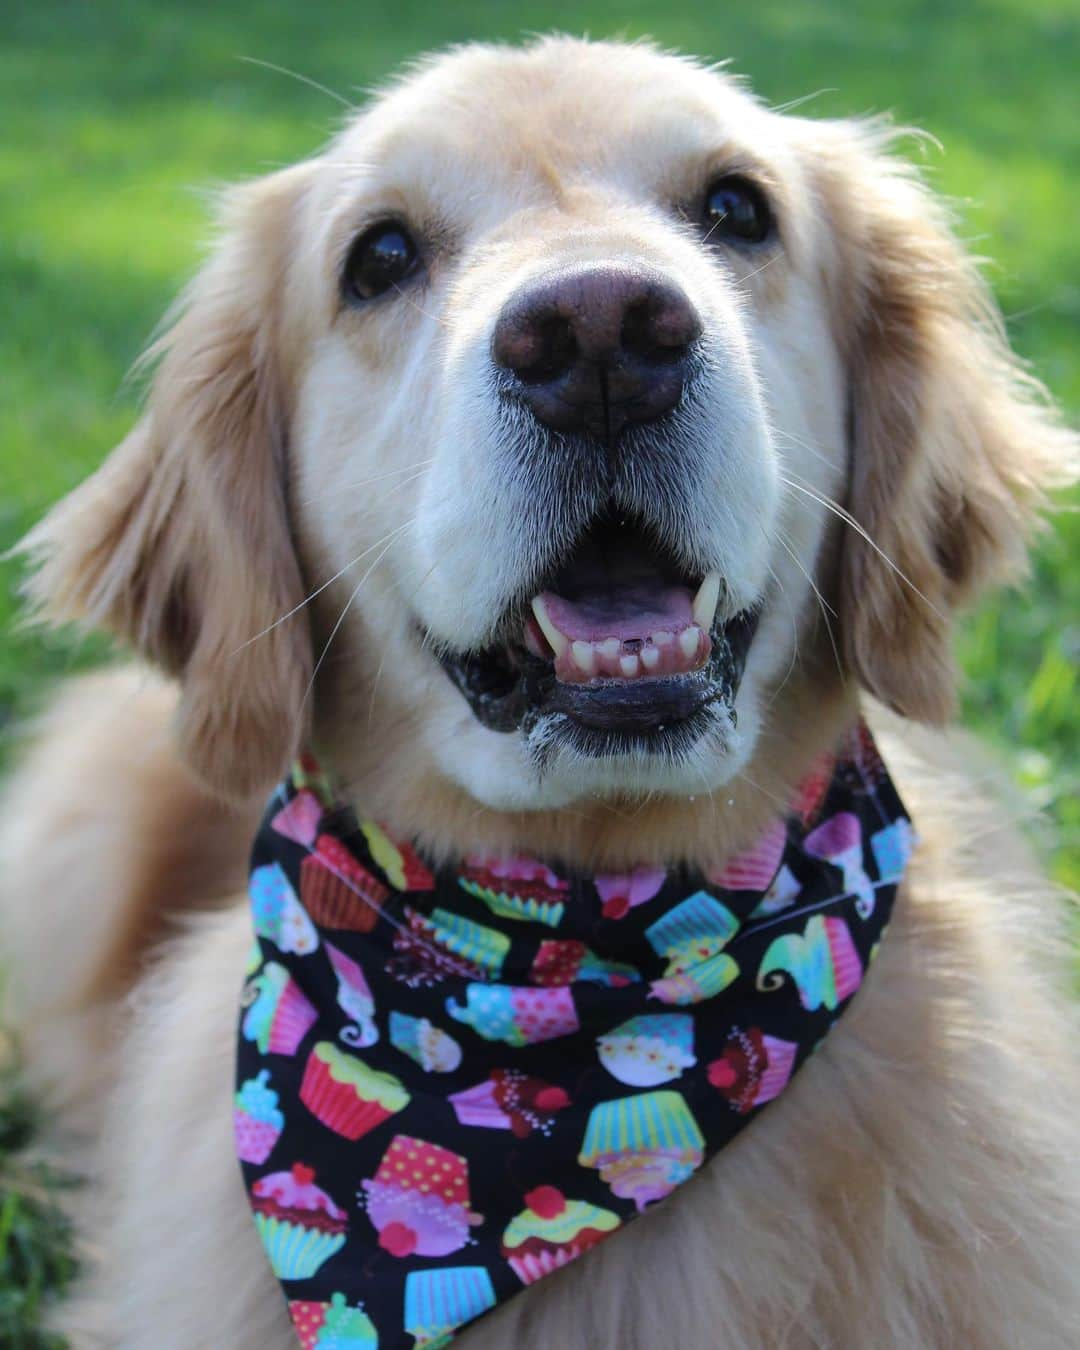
top-left (2, 35), bottom-right (1078, 1350)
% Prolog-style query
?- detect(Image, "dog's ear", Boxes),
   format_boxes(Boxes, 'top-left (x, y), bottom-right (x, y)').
top-left (19, 164), bottom-right (316, 798)
top-left (811, 121), bottom-right (1077, 722)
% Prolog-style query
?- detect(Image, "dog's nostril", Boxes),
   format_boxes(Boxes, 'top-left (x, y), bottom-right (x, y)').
top-left (629, 286), bottom-right (704, 362)
top-left (621, 297), bottom-right (696, 364)
top-left (492, 263), bottom-right (701, 436)
top-left (518, 316), bottom-right (578, 385)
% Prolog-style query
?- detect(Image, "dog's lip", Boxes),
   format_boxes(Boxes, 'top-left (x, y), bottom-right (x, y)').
top-left (429, 513), bottom-right (758, 741)
top-left (430, 605), bottom-right (761, 741)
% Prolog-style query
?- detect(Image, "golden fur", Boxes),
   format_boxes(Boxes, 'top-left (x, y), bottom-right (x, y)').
top-left (2, 37), bottom-right (1078, 1348)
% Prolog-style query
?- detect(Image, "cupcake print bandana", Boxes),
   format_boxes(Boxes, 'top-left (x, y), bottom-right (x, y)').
top-left (236, 722), bottom-right (912, 1348)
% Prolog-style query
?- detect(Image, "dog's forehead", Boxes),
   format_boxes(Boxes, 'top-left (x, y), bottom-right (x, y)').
top-left (329, 40), bottom-right (785, 222)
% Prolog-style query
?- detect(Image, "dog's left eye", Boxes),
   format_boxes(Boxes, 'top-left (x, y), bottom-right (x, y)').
top-left (343, 221), bottom-right (420, 301)
top-left (702, 176), bottom-right (773, 244)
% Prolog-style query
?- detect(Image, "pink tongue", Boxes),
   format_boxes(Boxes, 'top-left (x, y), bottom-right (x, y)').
top-left (541, 586), bottom-right (693, 642)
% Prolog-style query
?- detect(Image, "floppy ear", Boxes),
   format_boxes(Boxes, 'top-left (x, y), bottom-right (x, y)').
top-left (814, 121), bottom-right (1077, 722)
top-left (19, 164), bottom-right (316, 798)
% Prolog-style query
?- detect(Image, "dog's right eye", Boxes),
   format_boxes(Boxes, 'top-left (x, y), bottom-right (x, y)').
top-left (342, 221), bottom-right (420, 302)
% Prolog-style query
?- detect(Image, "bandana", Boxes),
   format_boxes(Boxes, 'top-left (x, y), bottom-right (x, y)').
top-left (236, 722), bottom-right (912, 1349)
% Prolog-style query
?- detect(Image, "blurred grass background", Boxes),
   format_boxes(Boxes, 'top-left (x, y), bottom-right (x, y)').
top-left (1, 0), bottom-right (1076, 1340)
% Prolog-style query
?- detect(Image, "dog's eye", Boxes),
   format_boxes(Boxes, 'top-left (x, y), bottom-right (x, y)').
top-left (702, 176), bottom-right (773, 245)
top-left (343, 221), bottom-right (420, 301)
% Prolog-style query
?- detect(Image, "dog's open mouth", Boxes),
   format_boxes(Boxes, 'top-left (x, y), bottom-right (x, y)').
top-left (433, 514), bottom-right (759, 754)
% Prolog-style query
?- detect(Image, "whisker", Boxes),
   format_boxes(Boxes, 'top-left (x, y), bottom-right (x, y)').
top-left (231, 519), bottom-right (413, 654)
top-left (771, 424), bottom-right (844, 475)
top-left (774, 529), bottom-right (845, 687)
top-left (302, 528), bottom-right (407, 712)
top-left (762, 559), bottom-right (802, 709)
top-left (296, 459), bottom-right (434, 506)
top-left (390, 281), bottom-right (452, 329)
top-left (296, 467), bottom-right (431, 515)
top-left (735, 768), bottom-right (792, 815)
top-left (779, 473), bottom-right (946, 622)
top-left (770, 87), bottom-right (838, 115)
top-left (735, 251), bottom-right (782, 288)
top-left (237, 56), bottom-right (357, 110)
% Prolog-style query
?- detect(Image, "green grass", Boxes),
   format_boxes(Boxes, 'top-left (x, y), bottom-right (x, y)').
top-left (0, 0), bottom-right (1076, 1339)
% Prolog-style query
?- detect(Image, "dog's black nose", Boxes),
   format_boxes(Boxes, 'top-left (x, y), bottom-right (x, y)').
top-left (492, 263), bottom-right (702, 437)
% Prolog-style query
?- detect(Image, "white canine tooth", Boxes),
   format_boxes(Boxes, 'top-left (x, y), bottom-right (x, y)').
top-left (679, 626), bottom-right (701, 661)
top-left (641, 645), bottom-right (660, 671)
top-left (571, 641), bottom-right (596, 676)
top-left (619, 654), bottom-right (640, 678)
top-left (692, 571), bottom-right (722, 630)
top-left (530, 596), bottom-right (568, 657)
top-left (652, 630), bottom-right (674, 647)
top-left (599, 637), bottom-right (621, 661)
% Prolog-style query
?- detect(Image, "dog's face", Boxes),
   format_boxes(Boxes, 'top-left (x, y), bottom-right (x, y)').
top-left (290, 43), bottom-right (843, 809)
top-left (25, 39), bottom-right (1072, 848)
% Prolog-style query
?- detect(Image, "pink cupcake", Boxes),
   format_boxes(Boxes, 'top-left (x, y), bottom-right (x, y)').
top-left (362, 1134), bottom-right (482, 1257)
top-left (707, 1027), bottom-right (798, 1113)
top-left (449, 1069), bottom-right (570, 1137)
top-left (593, 866), bottom-right (666, 920)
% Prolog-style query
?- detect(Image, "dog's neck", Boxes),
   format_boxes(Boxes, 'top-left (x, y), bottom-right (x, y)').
top-left (310, 668), bottom-right (856, 873)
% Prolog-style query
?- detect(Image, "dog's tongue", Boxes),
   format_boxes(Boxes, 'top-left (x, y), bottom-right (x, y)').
top-left (541, 585), bottom-right (693, 643)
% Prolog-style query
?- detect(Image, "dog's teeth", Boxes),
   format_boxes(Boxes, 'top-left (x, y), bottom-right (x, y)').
top-left (619, 653), bottom-right (640, 678)
top-left (652, 630), bottom-right (674, 647)
top-left (679, 626), bottom-right (701, 661)
top-left (571, 641), bottom-right (596, 676)
top-left (641, 645), bottom-right (660, 672)
top-left (530, 596), bottom-right (568, 657)
top-left (598, 637), bottom-right (621, 661)
top-left (692, 572), bottom-right (722, 630)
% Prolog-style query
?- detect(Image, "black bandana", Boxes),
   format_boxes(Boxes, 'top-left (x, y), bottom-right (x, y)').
top-left (235, 723), bottom-right (912, 1349)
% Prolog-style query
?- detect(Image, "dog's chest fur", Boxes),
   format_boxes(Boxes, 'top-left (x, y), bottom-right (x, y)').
top-left (66, 723), bottom-right (1080, 1350)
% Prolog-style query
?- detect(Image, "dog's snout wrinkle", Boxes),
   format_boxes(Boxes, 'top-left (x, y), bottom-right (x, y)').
top-left (492, 262), bottom-right (701, 438)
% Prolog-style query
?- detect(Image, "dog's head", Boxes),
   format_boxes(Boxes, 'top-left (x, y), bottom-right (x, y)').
top-left (23, 39), bottom-right (1075, 857)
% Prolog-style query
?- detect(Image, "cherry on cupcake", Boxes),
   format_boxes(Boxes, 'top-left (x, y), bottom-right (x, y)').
top-left (533, 1086), bottom-right (570, 1112)
top-left (707, 1056), bottom-right (738, 1089)
top-left (379, 1221), bottom-right (419, 1257)
top-left (525, 1186), bottom-right (567, 1219)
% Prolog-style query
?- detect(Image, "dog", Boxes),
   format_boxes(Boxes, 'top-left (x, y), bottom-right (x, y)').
top-left (2, 36), bottom-right (1078, 1349)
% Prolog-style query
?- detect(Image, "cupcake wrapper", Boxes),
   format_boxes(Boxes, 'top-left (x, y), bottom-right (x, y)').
top-left (507, 1243), bottom-right (583, 1284)
top-left (234, 1113), bottom-right (282, 1164)
top-left (448, 1082), bottom-right (510, 1129)
top-left (253, 1213), bottom-right (346, 1280)
top-left (300, 1056), bottom-right (394, 1140)
top-left (754, 1036), bottom-right (798, 1106)
top-left (710, 819), bottom-right (786, 892)
top-left (826, 917), bottom-right (862, 1004)
top-left (268, 983), bottom-right (318, 1056)
top-left (300, 855), bottom-right (384, 933)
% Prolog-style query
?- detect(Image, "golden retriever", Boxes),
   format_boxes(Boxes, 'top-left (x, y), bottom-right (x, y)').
top-left (2, 36), bottom-right (1078, 1350)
